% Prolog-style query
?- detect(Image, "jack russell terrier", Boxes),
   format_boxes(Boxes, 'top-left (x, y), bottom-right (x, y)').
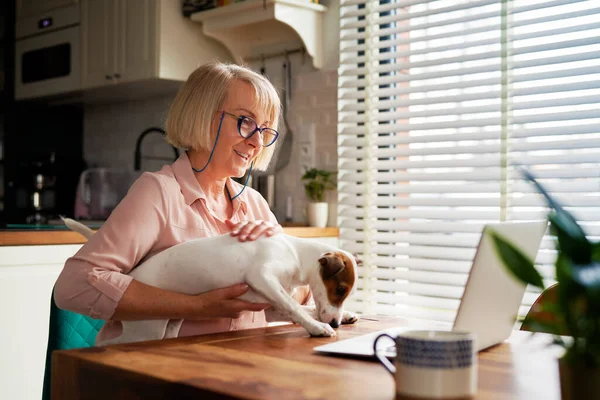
top-left (64, 218), bottom-right (359, 345)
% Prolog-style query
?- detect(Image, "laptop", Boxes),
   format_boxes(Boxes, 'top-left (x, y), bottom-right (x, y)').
top-left (313, 221), bottom-right (548, 358)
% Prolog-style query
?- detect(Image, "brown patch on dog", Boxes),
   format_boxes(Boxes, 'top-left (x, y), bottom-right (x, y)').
top-left (318, 252), bottom-right (356, 307)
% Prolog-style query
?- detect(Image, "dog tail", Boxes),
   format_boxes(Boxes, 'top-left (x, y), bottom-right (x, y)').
top-left (61, 216), bottom-right (95, 240)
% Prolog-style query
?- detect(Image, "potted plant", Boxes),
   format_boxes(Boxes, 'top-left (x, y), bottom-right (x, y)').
top-left (489, 169), bottom-right (600, 400)
top-left (301, 168), bottom-right (336, 228)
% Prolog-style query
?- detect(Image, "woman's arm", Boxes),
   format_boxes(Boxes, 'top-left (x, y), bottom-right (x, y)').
top-left (112, 280), bottom-right (269, 320)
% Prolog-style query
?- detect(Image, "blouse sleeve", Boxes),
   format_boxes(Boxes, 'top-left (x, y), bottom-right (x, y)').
top-left (53, 172), bottom-right (169, 320)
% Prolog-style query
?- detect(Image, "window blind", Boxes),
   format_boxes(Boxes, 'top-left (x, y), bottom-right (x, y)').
top-left (338, 0), bottom-right (600, 324)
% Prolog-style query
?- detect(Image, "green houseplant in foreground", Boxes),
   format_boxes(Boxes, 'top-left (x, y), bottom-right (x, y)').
top-left (489, 169), bottom-right (600, 399)
top-left (301, 168), bottom-right (336, 228)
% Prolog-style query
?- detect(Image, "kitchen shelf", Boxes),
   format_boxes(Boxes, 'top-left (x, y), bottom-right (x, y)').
top-left (190, 0), bottom-right (327, 69)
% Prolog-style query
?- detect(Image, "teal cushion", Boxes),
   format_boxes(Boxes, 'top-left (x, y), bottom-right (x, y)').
top-left (42, 290), bottom-right (104, 400)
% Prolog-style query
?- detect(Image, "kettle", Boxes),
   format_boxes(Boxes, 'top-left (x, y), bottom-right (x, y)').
top-left (74, 168), bottom-right (141, 220)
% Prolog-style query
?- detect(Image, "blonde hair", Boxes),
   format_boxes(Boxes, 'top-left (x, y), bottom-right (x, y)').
top-left (166, 62), bottom-right (281, 171)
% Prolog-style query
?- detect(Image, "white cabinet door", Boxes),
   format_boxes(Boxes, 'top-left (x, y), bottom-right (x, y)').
top-left (0, 245), bottom-right (81, 400)
top-left (16, 0), bottom-right (78, 19)
top-left (117, 0), bottom-right (157, 83)
top-left (81, 0), bottom-right (118, 89)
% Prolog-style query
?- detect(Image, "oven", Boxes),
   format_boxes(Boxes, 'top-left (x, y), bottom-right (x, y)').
top-left (15, 4), bottom-right (80, 100)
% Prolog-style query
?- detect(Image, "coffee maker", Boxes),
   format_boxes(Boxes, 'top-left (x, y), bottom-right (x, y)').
top-left (14, 151), bottom-right (57, 224)
top-left (2, 104), bottom-right (84, 225)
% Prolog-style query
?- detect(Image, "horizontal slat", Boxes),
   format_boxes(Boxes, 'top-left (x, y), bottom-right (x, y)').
top-left (339, 90), bottom-right (502, 111)
top-left (338, 196), bottom-right (502, 207)
top-left (340, 155), bottom-right (501, 170)
top-left (340, 220), bottom-right (488, 233)
top-left (339, 180), bottom-right (598, 195)
top-left (341, 0), bottom-right (497, 24)
top-left (340, 117), bottom-right (502, 135)
top-left (513, 20), bottom-right (600, 42)
top-left (340, 53), bottom-right (501, 77)
top-left (340, 207), bottom-right (501, 221)
top-left (512, 79), bottom-right (600, 98)
top-left (340, 25), bottom-right (501, 54)
top-left (511, 123), bottom-right (600, 139)
top-left (340, 182), bottom-right (502, 194)
top-left (341, 104), bottom-right (501, 123)
top-left (347, 242), bottom-right (477, 261)
top-left (341, 142), bottom-right (501, 158)
top-left (338, 78), bottom-right (500, 99)
top-left (338, 130), bottom-right (502, 146)
top-left (341, 37), bottom-right (500, 65)
top-left (339, 169), bottom-right (501, 182)
top-left (340, 3), bottom-right (500, 36)
top-left (512, 36), bottom-right (600, 57)
top-left (343, 231), bottom-right (483, 248)
top-left (512, 1), bottom-right (600, 27)
top-left (339, 166), bottom-right (598, 183)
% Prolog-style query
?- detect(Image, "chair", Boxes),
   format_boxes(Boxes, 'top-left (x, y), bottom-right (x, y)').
top-left (521, 283), bottom-right (568, 335)
top-left (42, 290), bottom-right (104, 400)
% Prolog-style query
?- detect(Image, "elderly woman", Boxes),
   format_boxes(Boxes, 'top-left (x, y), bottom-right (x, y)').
top-left (54, 62), bottom-right (310, 344)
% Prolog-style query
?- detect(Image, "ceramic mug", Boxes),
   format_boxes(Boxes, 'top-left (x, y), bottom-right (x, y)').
top-left (373, 330), bottom-right (477, 399)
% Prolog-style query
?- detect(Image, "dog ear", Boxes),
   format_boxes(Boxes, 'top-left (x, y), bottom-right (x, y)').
top-left (353, 253), bottom-right (363, 266)
top-left (319, 254), bottom-right (345, 279)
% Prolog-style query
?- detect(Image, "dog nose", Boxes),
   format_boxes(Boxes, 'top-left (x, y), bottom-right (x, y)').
top-left (329, 319), bottom-right (340, 328)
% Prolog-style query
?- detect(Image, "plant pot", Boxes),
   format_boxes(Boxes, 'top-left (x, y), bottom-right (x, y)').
top-left (307, 202), bottom-right (328, 228)
top-left (559, 357), bottom-right (600, 400)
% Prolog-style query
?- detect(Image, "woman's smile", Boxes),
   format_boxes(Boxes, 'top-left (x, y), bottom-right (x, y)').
top-left (233, 149), bottom-right (250, 161)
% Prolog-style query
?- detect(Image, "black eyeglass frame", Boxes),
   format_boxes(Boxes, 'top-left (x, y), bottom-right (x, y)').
top-left (222, 111), bottom-right (279, 147)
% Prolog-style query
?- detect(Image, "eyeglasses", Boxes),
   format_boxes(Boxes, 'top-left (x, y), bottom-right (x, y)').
top-left (222, 111), bottom-right (279, 147)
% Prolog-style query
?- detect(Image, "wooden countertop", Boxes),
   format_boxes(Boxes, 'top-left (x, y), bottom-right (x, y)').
top-left (0, 226), bottom-right (339, 246)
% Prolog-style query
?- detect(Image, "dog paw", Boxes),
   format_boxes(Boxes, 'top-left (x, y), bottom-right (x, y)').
top-left (342, 311), bottom-right (359, 324)
top-left (307, 321), bottom-right (336, 337)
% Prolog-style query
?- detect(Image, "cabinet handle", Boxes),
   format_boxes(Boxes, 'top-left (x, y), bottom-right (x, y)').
top-left (105, 75), bottom-right (113, 80)
top-left (114, 73), bottom-right (121, 79)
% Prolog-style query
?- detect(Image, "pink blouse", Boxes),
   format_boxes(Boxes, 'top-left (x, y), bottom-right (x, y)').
top-left (54, 152), bottom-right (278, 343)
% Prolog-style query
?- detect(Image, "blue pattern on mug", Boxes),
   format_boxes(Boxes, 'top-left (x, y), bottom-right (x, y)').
top-left (397, 337), bottom-right (473, 369)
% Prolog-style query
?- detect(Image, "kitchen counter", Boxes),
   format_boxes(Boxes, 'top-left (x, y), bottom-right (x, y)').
top-left (0, 226), bottom-right (340, 246)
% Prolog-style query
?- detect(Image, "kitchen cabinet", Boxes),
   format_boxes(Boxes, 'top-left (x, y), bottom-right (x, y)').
top-left (190, 0), bottom-right (327, 69)
top-left (0, 244), bottom-right (82, 400)
top-left (16, 0), bottom-right (78, 20)
top-left (81, 0), bottom-right (231, 92)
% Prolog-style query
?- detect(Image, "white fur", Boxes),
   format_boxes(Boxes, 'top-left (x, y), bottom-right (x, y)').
top-left (64, 219), bottom-right (358, 345)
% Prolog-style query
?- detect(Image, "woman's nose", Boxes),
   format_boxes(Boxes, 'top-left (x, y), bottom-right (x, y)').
top-left (246, 130), bottom-right (262, 148)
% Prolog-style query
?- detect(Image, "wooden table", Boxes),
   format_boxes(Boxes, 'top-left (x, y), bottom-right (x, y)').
top-left (52, 316), bottom-right (564, 399)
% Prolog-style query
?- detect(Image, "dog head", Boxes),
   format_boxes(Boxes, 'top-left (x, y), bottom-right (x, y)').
top-left (311, 251), bottom-right (360, 327)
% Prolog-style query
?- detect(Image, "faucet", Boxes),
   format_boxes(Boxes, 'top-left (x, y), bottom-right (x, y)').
top-left (134, 127), bottom-right (180, 171)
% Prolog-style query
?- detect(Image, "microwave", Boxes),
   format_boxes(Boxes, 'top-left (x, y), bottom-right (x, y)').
top-left (15, 4), bottom-right (81, 100)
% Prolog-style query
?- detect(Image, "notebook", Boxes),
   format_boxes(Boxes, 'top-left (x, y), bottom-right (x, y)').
top-left (313, 221), bottom-right (548, 358)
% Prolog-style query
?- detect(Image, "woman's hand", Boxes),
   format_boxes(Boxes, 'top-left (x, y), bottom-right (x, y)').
top-left (225, 219), bottom-right (282, 242)
top-left (194, 283), bottom-right (271, 319)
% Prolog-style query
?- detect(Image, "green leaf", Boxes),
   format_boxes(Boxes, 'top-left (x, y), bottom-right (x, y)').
top-left (520, 168), bottom-right (591, 263)
top-left (570, 261), bottom-right (600, 306)
top-left (549, 212), bottom-right (592, 265)
top-left (489, 230), bottom-right (545, 290)
top-left (591, 242), bottom-right (600, 262)
top-left (521, 318), bottom-right (564, 337)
